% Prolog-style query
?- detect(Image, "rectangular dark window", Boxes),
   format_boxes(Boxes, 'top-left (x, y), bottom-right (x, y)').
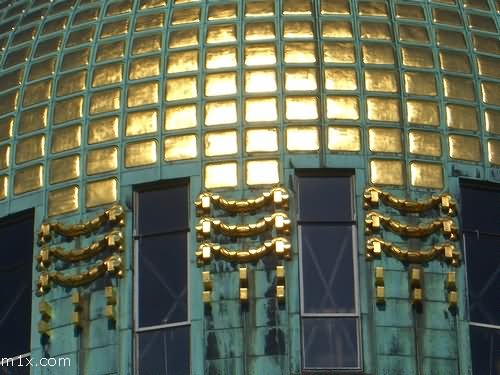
top-left (296, 171), bottom-right (361, 371)
top-left (134, 181), bottom-right (190, 375)
top-left (460, 181), bottom-right (500, 375)
top-left (0, 209), bottom-right (34, 367)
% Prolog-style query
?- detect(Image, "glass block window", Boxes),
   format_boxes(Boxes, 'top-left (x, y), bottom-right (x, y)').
top-left (460, 181), bottom-right (500, 375)
top-left (296, 171), bottom-right (361, 371)
top-left (134, 181), bottom-right (190, 375)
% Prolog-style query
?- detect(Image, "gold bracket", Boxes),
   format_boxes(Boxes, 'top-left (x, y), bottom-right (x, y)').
top-left (239, 267), bottom-right (248, 303)
top-left (446, 271), bottom-right (458, 310)
top-left (374, 266), bottom-right (385, 305)
top-left (409, 266), bottom-right (423, 306)
top-left (276, 265), bottom-right (285, 303)
top-left (72, 291), bottom-right (82, 329)
top-left (105, 286), bottom-right (117, 321)
top-left (202, 271), bottom-right (212, 304)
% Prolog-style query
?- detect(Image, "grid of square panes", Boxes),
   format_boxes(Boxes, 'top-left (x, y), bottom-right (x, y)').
top-left (460, 181), bottom-right (500, 375)
top-left (296, 172), bottom-right (360, 370)
top-left (134, 182), bottom-right (190, 375)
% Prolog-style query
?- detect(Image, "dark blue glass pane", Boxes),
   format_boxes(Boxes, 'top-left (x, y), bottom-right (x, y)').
top-left (296, 175), bottom-right (354, 222)
top-left (138, 326), bottom-right (190, 375)
top-left (470, 325), bottom-right (500, 375)
top-left (460, 184), bottom-right (500, 233)
top-left (301, 225), bottom-right (355, 313)
top-left (137, 184), bottom-right (188, 235)
top-left (138, 233), bottom-right (188, 327)
top-left (465, 233), bottom-right (500, 326)
top-left (302, 317), bottom-right (359, 370)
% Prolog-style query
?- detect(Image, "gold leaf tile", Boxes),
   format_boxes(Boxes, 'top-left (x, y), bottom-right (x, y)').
top-left (408, 131), bottom-right (442, 157)
top-left (23, 80), bottom-right (52, 107)
top-left (370, 159), bottom-right (404, 186)
top-left (125, 140), bottom-right (157, 167)
top-left (443, 76), bottom-right (475, 101)
top-left (51, 125), bottom-right (81, 154)
top-left (365, 70), bottom-right (398, 93)
top-left (86, 147), bottom-right (118, 175)
top-left (324, 42), bottom-right (355, 63)
top-left (406, 100), bottom-right (439, 126)
top-left (205, 101), bottom-right (237, 126)
top-left (16, 135), bottom-right (45, 164)
top-left (126, 110), bottom-right (158, 136)
top-left (167, 50), bottom-right (198, 73)
top-left (327, 96), bottom-right (359, 120)
top-left (206, 47), bottom-right (237, 69)
top-left (18, 106), bottom-right (47, 135)
top-left (449, 135), bottom-right (481, 161)
top-left (86, 178), bottom-right (117, 208)
top-left (488, 139), bottom-right (500, 165)
top-left (245, 97), bottom-right (278, 122)
top-left (88, 116), bottom-right (119, 144)
top-left (285, 97), bottom-right (318, 120)
top-left (286, 127), bottom-right (319, 151)
top-left (49, 155), bottom-right (80, 184)
top-left (165, 104), bottom-right (198, 130)
top-left (410, 162), bottom-right (443, 189)
top-left (369, 128), bottom-right (402, 153)
top-left (14, 164), bottom-right (43, 195)
top-left (164, 134), bottom-right (198, 161)
top-left (205, 131), bottom-right (237, 156)
top-left (328, 126), bottom-right (361, 152)
top-left (367, 98), bottom-right (400, 122)
top-left (128, 81), bottom-right (159, 107)
top-left (246, 160), bottom-right (279, 186)
top-left (246, 128), bottom-right (279, 153)
top-left (92, 63), bottom-right (122, 87)
top-left (325, 68), bottom-right (357, 91)
top-left (445, 105), bottom-right (478, 131)
top-left (404, 72), bottom-right (436, 96)
top-left (166, 77), bottom-right (197, 101)
top-left (48, 186), bottom-right (79, 216)
top-left (205, 162), bottom-right (238, 189)
top-left (57, 70), bottom-right (87, 96)
top-left (245, 70), bottom-right (277, 93)
top-left (90, 88), bottom-right (121, 114)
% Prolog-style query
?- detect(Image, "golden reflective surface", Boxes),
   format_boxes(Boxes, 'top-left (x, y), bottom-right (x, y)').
top-left (246, 98), bottom-right (278, 122)
top-left (407, 100), bottom-right (439, 126)
top-left (365, 70), bottom-right (398, 93)
top-left (205, 131), bottom-right (237, 157)
top-left (327, 96), bottom-right (359, 120)
top-left (205, 162), bottom-right (238, 189)
top-left (86, 178), bottom-right (117, 208)
top-left (126, 110), bottom-right (158, 136)
top-left (286, 97), bottom-right (318, 120)
top-left (164, 135), bottom-right (197, 161)
top-left (328, 127), bottom-right (361, 152)
top-left (49, 155), bottom-right (80, 184)
top-left (286, 127), bottom-right (319, 151)
top-left (409, 131), bottom-right (442, 157)
top-left (125, 140), bottom-right (157, 167)
top-left (449, 135), bottom-right (481, 161)
top-left (90, 89), bottom-right (121, 114)
top-left (51, 125), bottom-right (81, 154)
top-left (446, 105), bottom-right (478, 131)
top-left (370, 160), bottom-right (404, 186)
top-left (488, 140), bottom-right (500, 165)
top-left (48, 186), bottom-right (79, 217)
top-left (14, 164), bottom-right (43, 195)
top-left (19, 106), bottom-right (47, 134)
top-left (369, 128), bottom-right (402, 153)
top-left (87, 147), bottom-right (118, 175)
top-left (410, 162), bottom-right (443, 189)
top-left (165, 105), bottom-right (198, 130)
top-left (88, 117), bottom-right (119, 144)
top-left (16, 135), bottom-right (45, 164)
top-left (246, 160), bottom-right (279, 186)
top-left (246, 128), bottom-right (278, 153)
top-left (54, 97), bottom-right (83, 125)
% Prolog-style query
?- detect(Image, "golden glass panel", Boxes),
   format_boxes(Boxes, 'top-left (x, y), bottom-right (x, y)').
top-left (23, 80), bottom-right (51, 107)
top-left (19, 106), bottom-right (47, 134)
top-left (169, 29), bottom-right (198, 48)
top-left (322, 21), bottom-right (353, 38)
top-left (488, 140), bottom-right (500, 165)
top-left (172, 7), bottom-right (200, 25)
top-left (285, 69), bottom-right (317, 92)
top-left (125, 140), bottom-right (157, 167)
top-left (0, 175), bottom-right (7, 200)
top-left (205, 101), bottom-right (237, 126)
top-left (407, 100), bottom-right (439, 126)
top-left (286, 127), bottom-right (319, 151)
top-left (16, 135), bottom-right (45, 164)
top-left (136, 14), bottom-right (164, 31)
top-left (48, 186), bottom-right (79, 216)
top-left (404, 72), bottom-right (436, 96)
top-left (126, 110), bottom-right (157, 136)
top-left (327, 96), bottom-right (359, 120)
top-left (4, 47), bottom-right (30, 68)
top-left (368, 128), bottom-right (402, 153)
top-left (328, 126), bottom-right (361, 152)
top-left (53, 97), bottom-right (83, 125)
top-left (283, 0), bottom-right (311, 14)
top-left (321, 0), bottom-right (350, 14)
top-left (208, 4), bottom-right (237, 20)
top-left (107, 1), bottom-right (132, 15)
top-left (165, 105), bottom-right (198, 130)
top-left (284, 21), bottom-right (314, 39)
top-left (73, 7), bottom-right (99, 25)
top-left (42, 17), bottom-right (67, 34)
top-left (140, 0), bottom-right (165, 8)
top-left (96, 40), bottom-right (125, 62)
top-left (446, 105), bottom-right (478, 131)
top-left (205, 72), bottom-right (237, 97)
top-left (129, 56), bottom-right (160, 80)
top-left (49, 155), bottom-right (80, 184)
top-left (286, 97), bottom-right (318, 120)
top-left (205, 131), bottom-right (237, 156)
top-left (29, 58), bottom-right (56, 81)
top-left (477, 56), bottom-right (500, 79)
top-left (432, 8), bottom-right (461, 25)
top-left (205, 162), bottom-right (238, 189)
top-left (0, 91), bottom-right (18, 116)
top-left (409, 131), bottom-right (442, 156)
top-left (448, 135), bottom-right (481, 161)
top-left (246, 0), bottom-right (274, 16)
top-left (245, 70), bottom-right (277, 93)
top-left (0, 144), bottom-right (10, 170)
top-left (468, 14), bottom-right (496, 32)
top-left (128, 82), bottom-right (158, 107)
top-left (92, 63), bottom-right (123, 87)
top-left (284, 42), bottom-right (316, 63)
top-left (464, 0), bottom-right (490, 10)
top-left (401, 47), bottom-right (434, 68)
top-left (0, 117), bottom-right (13, 141)
top-left (206, 47), bottom-right (237, 69)
top-left (162, 134), bottom-right (198, 164)
top-left (88, 116), bottom-right (119, 144)
top-left (396, 4), bottom-right (424, 20)
top-left (359, 2), bottom-right (387, 16)
top-left (325, 68), bottom-right (357, 91)
top-left (324, 42), bottom-right (355, 63)
top-left (245, 44), bottom-right (277, 66)
top-left (1, 69), bottom-right (23, 92)
top-left (90, 89), bottom-right (121, 114)
top-left (14, 164), bottom-right (43, 195)
top-left (166, 77), bottom-right (197, 101)
top-left (100, 19), bottom-right (128, 39)
top-left (473, 34), bottom-right (500, 55)
top-left (399, 25), bottom-right (429, 43)
top-left (370, 159), bottom-right (404, 186)
top-left (362, 44), bottom-right (394, 64)
top-left (57, 71), bottom-right (86, 96)
top-left (86, 178), bottom-right (117, 208)
top-left (245, 22), bottom-right (275, 41)
top-left (481, 82), bottom-right (500, 106)
top-left (62, 49), bottom-right (90, 70)
top-left (13, 27), bottom-right (35, 46)
top-left (51, 125), bottom-right (81, 154)
top-left (443, 76), bottom-right (475, 101)
top-left (86, 147), bottom-right (118, 175)
top-left (246, 128), bottom-right (278, 153)
top-left (436, 29), bottom-right (466, 49)
top-left (246, 98), bottom-right (278, 122)
top-left (66, 26), bottom-right (95, 47)
top-left (34, 36), bottom-right (62, 57)
top-left (365, 70), bottom-right (398, 93)
top-left (367, 98), bottom-right (400, 122)
top-left (410, 162), bottom-right (443, 189)
top-left (133, 34), bottom-right (162, 54)
top-left (207, 24), bottom-right (236, 44)
top-left (167, 50), bottom-right (198, 73)
top-left (485, 110), bottom-right (500, 135)
top-left (246, 160), bottom-right (279, 186)
top-left (361, 22), bottom-right (391, 40)
top-left (439, 51), bottom-right (470, 73)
